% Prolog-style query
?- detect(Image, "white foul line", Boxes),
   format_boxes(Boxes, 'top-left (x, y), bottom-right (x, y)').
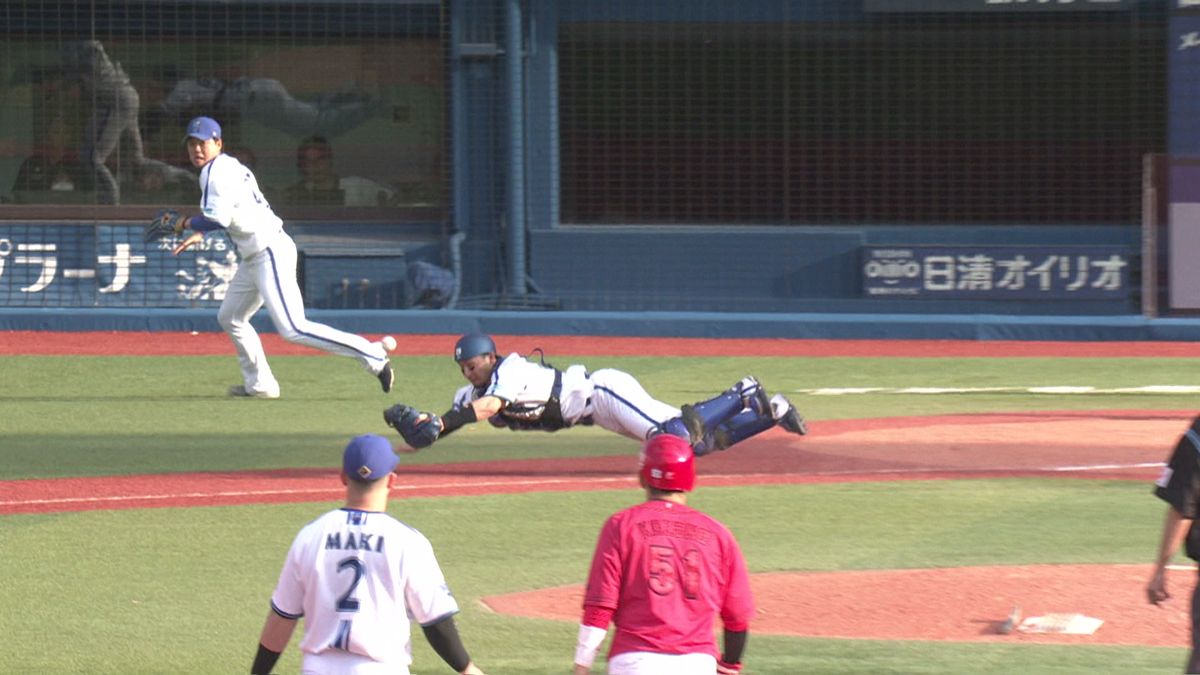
top-left (799, 385), bottom-right (1200, 396)
top-left (1050, 462), bottom-right (1164, 472)
top-left (0, 466), bottom-right (1161, 510)
top-left (0, 476), bottom-right (636, 508)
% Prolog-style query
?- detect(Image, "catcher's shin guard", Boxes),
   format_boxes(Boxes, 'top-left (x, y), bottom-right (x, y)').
top-left (680, 377), bottom-right (764, 441)
top-left (703, 408), bottom-right (777, 454)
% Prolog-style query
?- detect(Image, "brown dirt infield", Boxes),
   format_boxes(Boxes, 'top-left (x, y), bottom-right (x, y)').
top-left (2, 333), bottom-right (1193, 647)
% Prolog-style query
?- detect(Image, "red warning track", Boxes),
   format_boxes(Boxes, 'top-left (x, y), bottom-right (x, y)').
top-left (6, 331), bottom-right (1200, 357)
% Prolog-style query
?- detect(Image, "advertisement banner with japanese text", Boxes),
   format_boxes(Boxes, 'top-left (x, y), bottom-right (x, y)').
top-left (0, 224), bottom-right (233, 308)
top-left (862, 245), bottom-right (1130, 299)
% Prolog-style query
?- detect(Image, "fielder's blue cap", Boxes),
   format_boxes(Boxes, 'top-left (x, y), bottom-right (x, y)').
top-left (183, 116), bottom-right (222, 143)
top-left (342, 434), bottom-right (399, 482)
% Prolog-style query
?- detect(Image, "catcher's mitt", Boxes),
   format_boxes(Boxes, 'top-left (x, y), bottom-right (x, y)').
top-left (144, 208), bottom-right (186, 242)
top-left (383, 403), bottom-right (441, 449)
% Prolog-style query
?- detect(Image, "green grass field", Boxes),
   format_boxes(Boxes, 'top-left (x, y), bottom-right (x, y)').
top-left (0, 352), bottom-right (1193, 673)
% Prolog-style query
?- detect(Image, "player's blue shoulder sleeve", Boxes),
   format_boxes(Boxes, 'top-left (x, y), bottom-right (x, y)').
top-left (187, 214), bottom-right (224, 232)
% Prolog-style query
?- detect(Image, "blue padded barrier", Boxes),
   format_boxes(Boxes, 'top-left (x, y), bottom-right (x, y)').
top-left (3, 307), bottom-right (1200, 342)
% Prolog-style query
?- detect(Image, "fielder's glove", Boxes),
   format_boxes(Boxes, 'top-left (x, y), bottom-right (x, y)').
top-left (383, 403), bottom-right (442, 449)
top-left (144, 208), bottom-right (186, 242)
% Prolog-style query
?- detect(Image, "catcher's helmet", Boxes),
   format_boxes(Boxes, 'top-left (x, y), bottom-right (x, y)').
top-left (454, 333), bottom-right (496, 362)
top-left (639, 434), bottom-right (695, 492)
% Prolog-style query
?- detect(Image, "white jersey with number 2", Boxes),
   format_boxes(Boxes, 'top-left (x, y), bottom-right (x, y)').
top-left (270, 507), bottom-right (460, 674)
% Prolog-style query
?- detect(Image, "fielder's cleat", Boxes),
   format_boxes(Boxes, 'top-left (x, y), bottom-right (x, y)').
top-left (227, 384), bottom-right (280, 399)
top-left (679, 404), bottom-right (707, 444)
top-left (770, 393), bottom-right (807, 435)
top-left (377, 361), bottom-right (395, 393)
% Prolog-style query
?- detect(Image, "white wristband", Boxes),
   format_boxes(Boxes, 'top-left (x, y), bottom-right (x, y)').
top-left (573, 624), bottom-right (608, 668)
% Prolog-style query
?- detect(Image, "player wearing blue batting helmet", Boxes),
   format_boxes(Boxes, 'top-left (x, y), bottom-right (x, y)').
top-left (454, 333), bottom-right (496, 363)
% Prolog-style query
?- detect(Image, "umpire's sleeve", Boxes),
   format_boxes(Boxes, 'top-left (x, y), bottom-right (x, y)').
top-left (1155, 416), bottom-right (1200, 518)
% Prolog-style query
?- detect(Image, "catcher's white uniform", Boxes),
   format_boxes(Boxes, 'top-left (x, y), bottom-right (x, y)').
top-left (198, 152), bottom-right (389, 396)
top-left (269, 507), bottom-right (460, 675)
top-left (453, 353), bottom-right (681, 441)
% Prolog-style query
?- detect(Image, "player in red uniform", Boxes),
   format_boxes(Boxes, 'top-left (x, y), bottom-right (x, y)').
top-left (574, 434), bottom-right (754, 675)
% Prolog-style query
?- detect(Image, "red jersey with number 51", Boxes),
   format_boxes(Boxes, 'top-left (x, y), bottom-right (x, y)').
top-left (582, 499), bottom-right (755, 658)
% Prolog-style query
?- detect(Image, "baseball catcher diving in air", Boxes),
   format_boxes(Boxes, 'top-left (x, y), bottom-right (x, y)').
top-left (383, 333), bottom-right (807, 455)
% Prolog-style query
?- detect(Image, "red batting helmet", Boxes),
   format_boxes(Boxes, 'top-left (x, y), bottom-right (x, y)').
top-left (639, 434), bottom-right (695, 492)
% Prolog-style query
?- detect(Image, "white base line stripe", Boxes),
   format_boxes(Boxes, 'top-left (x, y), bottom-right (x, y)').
top-left (0, 477), bottom-right (636, 507)
top-left (0, 465), bottom-right (1162, 509)
top-left (799, 385), bottom-right (1200, 396)
top-left (1051, 462), bottom-right (1164, 472)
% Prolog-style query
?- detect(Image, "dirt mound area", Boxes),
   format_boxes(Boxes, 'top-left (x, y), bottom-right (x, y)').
top-left (482, 564), bottom-right (1192, 646)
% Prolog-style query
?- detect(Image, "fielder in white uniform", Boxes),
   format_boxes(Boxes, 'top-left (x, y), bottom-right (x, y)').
top-left (252, 434), bottom-right (487, 675)
top-left (385, 333), bottom-right (808, 455)
top-left (170, 116), bottom-right (394, 398)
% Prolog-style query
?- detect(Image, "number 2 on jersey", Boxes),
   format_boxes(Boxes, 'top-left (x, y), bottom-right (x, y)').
top-left (647, 544), bottom-right (702, 599)
top-left (330, 557), bottom-right (365, 651)
top-left (336, 557), bottom-right (365, 611)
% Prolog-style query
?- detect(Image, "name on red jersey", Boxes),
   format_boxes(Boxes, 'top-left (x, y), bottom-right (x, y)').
top-left (636, 519), bottom-right (712, 545)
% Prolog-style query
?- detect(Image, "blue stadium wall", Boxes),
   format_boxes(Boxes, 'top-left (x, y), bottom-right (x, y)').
top-left (0, 0), bottom-right (1188, 340)
top-left (0, 220), bottom-right (1169, 340)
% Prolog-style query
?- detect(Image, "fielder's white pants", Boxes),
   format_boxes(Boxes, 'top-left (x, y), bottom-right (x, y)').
top-left (607, 651), bottom-right (718, 675)
top-left (217, 234), bottom-right (388, 395)
top-left (302, 650), bottom-right (409, 675)
top-left (586, 369), bottom-right (682, 441)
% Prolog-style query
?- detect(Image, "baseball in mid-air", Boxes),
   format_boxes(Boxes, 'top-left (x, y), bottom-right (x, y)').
top-left (382, 335), bottom-right (398, 352)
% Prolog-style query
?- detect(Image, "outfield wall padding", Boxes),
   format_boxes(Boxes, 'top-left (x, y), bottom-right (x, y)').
top-left (4, 308), bottom-right (1200, 342)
